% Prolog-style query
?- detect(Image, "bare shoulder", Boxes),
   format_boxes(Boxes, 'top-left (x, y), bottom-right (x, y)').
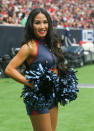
top-left (28, 40), bottom-right (37, 49)
top-left (27, 40), bottom-right (38, 56)
top-left (16, 44), bottom-right (30, 58)
top-left (18, 40), bottom-right (37, 58)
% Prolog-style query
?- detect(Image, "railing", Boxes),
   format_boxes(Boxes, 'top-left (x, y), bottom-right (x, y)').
top-left (0, 24), bottom-right (94, 56)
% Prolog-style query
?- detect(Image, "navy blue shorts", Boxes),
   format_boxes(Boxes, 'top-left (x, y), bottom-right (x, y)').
top-left (25, 99), bottom-right (58, 115)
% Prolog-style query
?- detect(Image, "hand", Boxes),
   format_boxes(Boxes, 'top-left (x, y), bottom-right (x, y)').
top-left (26, 80), bottom-right (34, 89)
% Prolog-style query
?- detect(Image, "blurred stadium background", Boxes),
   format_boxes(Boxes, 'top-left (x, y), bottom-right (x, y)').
top-left (0, 0), bottom-right (94, 131)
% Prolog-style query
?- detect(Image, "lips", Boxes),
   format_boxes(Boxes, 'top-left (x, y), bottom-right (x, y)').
top-left (39, 30), bottom-right (47, 34)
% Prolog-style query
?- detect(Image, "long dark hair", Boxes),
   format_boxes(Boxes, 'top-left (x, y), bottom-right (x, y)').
top-left (22, 8), bottom-right (67, 75)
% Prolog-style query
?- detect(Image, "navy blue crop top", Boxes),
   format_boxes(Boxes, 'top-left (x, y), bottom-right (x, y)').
top-left (28, 39), bottom-right (58, 70)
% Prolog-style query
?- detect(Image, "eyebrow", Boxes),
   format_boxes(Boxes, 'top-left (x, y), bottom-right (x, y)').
top-left (34, 18), bottom-right (48, 21)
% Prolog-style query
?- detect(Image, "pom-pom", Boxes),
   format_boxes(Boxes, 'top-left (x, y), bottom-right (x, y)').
top-left (21, 63), bottom-right (79, 110)
top-left (25, 64), bottom-right (58, 100)
top-left (21, 64), bottom-right (58, 110)
top-left (21, 87), bottom-right (54, 111)
top-left (56, 68), bottom-right (79, 106)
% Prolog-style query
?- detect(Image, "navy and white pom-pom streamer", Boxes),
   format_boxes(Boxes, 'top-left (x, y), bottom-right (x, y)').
top-left (56, 68), bottom-right (79, 106)
top-left (21, 64), bottom-right (58, 110)
top-left (21, 63), bottom-right (79, 110)
top-left (25, 64), bottom-right (58, 99)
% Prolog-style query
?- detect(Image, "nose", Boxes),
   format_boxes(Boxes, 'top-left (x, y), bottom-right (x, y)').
top-left (40, 23), bottom-right (45, 28)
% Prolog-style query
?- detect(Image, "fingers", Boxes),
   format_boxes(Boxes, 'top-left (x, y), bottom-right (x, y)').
top-left (26, 80), bottom-right (34, 89)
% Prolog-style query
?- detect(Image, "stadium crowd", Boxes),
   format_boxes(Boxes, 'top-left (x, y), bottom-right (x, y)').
top-left (0, 0), bottom-right (94, 29)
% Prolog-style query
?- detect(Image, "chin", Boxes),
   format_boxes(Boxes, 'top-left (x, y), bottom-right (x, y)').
top-left (40, 36), bottom-right (46, 38)
top-left (39, 34), bottom-right (47, 38)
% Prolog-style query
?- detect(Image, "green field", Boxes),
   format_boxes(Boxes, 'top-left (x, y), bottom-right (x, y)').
top-left (76, 64), bottom-right (94, 84)
top-left (0, 64), bottom-right (94, 131)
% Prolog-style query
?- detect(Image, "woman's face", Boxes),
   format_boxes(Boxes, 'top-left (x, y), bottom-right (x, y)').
top-left (33, 13), bottom-right (49, 39)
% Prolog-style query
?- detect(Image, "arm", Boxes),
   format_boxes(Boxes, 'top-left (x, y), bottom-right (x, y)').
top-left (5, 44), bottom-right (34, 88)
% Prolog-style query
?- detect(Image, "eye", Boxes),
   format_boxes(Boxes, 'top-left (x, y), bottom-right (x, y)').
top-left (34, 21), bottom-right (40, 24)
top-left (34, 20), bottom-right (48, 25)
top-left (44, 20), bottom-right (48, 24)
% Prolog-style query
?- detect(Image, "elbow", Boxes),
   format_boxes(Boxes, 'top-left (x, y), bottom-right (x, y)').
top-left (4, 67), bottom-right (9, 75)
top-left (4, 66), bottom-right (11, 76)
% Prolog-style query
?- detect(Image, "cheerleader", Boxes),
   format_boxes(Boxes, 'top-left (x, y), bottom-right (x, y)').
top-left (5, 8), bottom-right (78, 131)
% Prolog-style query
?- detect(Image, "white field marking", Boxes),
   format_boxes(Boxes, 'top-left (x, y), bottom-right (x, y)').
top-left (78, 84), bottom-right (94, 88)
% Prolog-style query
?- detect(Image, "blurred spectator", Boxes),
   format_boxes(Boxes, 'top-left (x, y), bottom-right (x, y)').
top-left (20, 13), bottom-right (27, 26)
top-left (2, 17), bottom-right (8, 25)
top-left (0, 0), bottom-right (94, 29)
top-left (89, 10), bottom-right (94, 28)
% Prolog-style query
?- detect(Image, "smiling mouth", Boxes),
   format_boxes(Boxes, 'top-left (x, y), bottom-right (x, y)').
top-left (39, 30), bottom-right (47, 34)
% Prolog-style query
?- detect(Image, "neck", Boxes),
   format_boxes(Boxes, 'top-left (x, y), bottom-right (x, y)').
top-left (35, 37), bottom-right (46, 44)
